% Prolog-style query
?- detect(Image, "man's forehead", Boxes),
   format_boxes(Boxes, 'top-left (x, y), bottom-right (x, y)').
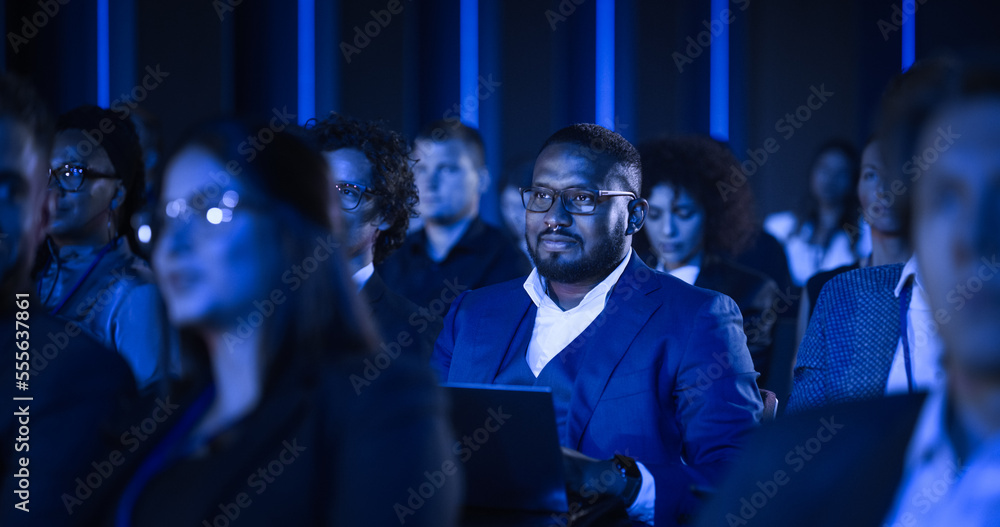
top-left (534, 143), bottom-right (615, 185)
top-left (414, 137), bottom-right (468, 155)
top-left (325, 147), bottom-right (374, 185)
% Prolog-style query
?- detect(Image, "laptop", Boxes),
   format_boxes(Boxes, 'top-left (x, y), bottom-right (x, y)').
top-left (442, 383), bottom-right (569, 514)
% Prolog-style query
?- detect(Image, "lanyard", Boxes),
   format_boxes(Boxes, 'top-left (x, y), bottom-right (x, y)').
top-left (899, 281), bottom-right (915, 393)
top-left (45, 240), bottom-right (115, 316)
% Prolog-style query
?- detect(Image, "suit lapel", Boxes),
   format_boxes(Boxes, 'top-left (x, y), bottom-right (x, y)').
top-left (567, 254), bottom-right (662, 449)
top-left (850, 285), bottom-right (901, 399)
top-left (458, 285), bottom-right (535, 384)
top-left (360, 271), bottom-right (387, 308)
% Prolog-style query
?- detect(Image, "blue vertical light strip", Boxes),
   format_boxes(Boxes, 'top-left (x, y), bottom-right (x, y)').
top-left (97, 0), bottom-right (110, 106)
top-left (901, 0), bottom-right (915, 71)
top-left (460, 0), bottom-right (479, 127)
top-left (709, 0), bottom-right (729, 141)
top-left (298, 0), bottom-right (316, 124)
top-left (595, 0), bottom-right (614, 129)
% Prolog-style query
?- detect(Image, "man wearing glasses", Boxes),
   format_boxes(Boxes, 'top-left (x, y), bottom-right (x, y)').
top-left (433, 124), bottom-right (763, 526)
top-left (310, 113), bottom-right (441, 361)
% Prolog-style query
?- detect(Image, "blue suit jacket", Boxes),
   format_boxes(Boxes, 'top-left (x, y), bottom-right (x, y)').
top-left (788, 263), bottom-right (907, 414)
top-left (433, 253), bottom-right (763, 526)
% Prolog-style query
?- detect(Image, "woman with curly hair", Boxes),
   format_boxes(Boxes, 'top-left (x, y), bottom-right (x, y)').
top-left (638, 135), bottom-right (780, 386)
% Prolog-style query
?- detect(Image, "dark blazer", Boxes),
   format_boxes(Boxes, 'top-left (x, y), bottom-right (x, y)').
top-left (787, 263), bottom-right (906, 414)
top-left (0, 311), bottom-right (137, 526)
top-left (361, 271), bottom-right (442, 361)
top-left (733, 231), bottom-right (794, 297)
top-left (433, 252), bottom-right (763, 526)
top-left (377, 217), bottom-right (532, 309)
top-left (695, 255), bottom-right (780, 387)
top-left (112, 353), bottom-right (461, 527)
top-left (694, 393), bottom-right (926, 527)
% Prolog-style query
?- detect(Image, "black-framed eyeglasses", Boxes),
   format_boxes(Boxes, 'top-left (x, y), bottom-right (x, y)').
top-left (48, 164), bottom-right (118, 192)
top-left (519, 186), bottom-right (636, 215)
top-left (334, 182), bottom-right (380, 211)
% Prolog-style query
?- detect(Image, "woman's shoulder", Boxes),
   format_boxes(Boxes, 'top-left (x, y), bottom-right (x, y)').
top-left (98, 242), bottom-right (157, 297)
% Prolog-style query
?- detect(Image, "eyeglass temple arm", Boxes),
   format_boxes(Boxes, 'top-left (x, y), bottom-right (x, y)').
top-left (597, 190), bottom-right (637, 198)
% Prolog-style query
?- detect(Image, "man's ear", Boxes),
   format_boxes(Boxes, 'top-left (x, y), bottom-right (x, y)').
top-left (477, 166), bottom-right (491, 195)
top-left (625, 198), bottom-right (647, 235)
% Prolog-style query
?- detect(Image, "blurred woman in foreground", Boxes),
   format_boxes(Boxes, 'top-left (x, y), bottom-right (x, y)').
top-left (111, 121), bottom-right (459, 526)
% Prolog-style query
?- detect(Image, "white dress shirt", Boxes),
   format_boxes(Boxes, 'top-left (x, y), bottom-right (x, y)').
top-left (523, 251), bottom-right (631, 377)
top-left (885, 256), bottom-right (946, 395)
top-left (522, 251), bottom-right (656, 524)
top-left (883, 387), bottom-right (1000, 526)
top-left (764, 211), bottom-right (871, 286)
top-left (351, 262), bottom-right (375, 292)
top-left (656, 252), bottom-right (703, 285)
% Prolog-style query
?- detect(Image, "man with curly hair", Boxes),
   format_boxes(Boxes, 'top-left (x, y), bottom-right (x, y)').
top-left (377, 120), bottom-right (531, 313)
top-left (310, 113), bottom-right (440, 359)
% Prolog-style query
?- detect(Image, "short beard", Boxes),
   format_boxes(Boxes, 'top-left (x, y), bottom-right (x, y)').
top-left (527, 223), bottom-right (628, 284)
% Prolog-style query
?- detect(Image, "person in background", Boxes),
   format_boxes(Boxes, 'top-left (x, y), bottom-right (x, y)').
top-left (434, 124), bottom-right (762, 527)
top-left (377, 119), bottom-right (530, 311)
top-left (765, 140), bottom-right (868, 286)
top-left (111, 120), bottom-right (459, 526)
top-left (638, 136), bottom-right (780, 388)
top-left (0, 74), bottom-right (137, 526)
top-left (309, 112), bottom-right (441, 360)
top-left (696, 55), bottom-right (1000, 527)
top-left (36, 105), bottom-right (175, 390)
top-left (498, 156), bottom-right (535, 258)
top-left (795, 136), bottom-right (913, 339)
top-left (788, 76), bottom-right (942, 414)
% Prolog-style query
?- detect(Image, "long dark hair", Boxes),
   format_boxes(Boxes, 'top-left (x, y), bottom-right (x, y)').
top-left (793, 139), bottom-right (862, 251)
top-left (155, 120), bottom-right (377, 394)
top-left (876, 55), bottom-right (1000, 244)
top-left (639, 135), bottom-right (758, 257)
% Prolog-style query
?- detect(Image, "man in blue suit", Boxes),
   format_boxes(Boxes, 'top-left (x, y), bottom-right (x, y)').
top-left (433, 124), bottom-right (763, 526)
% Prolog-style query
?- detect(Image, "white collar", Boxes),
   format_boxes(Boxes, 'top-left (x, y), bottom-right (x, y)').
top-left (523, 250), bottom-right (632, 312)
top-left (659, 252), bottom-right (703, 285)
top-left (894, 255), bottom-right (922, 298)
top-left (352, 262), bottom-right (375, 292)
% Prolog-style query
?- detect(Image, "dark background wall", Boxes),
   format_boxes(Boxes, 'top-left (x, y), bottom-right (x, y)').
top-left (5, 0), bottom-right (999, 225)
